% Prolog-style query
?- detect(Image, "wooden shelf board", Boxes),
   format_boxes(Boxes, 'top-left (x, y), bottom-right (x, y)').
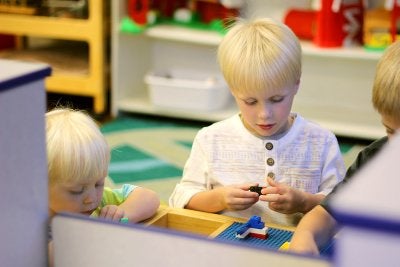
top-left (0, 14), bottom-right (93, 40)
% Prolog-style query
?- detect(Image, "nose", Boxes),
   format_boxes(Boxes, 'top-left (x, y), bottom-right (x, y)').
top-left (258, 102), bottom-right (272, 120)
top-left (83, 188), bottom-right (97, 205)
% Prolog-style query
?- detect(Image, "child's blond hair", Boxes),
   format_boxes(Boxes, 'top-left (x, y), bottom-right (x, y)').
top-left (372, 41), bottom-right (400, 121)
top-left (46, 108), bottom-right (110, 185)
top-left (217, 17), bottom-right (302, 95)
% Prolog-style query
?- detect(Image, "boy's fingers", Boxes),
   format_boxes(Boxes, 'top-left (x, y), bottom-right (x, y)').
top-left (262, 186), bottom-right (279, 195)
top-left (266, 176), bottom-right (277, 186)
top-left (262, 193), bottom-right (280, 202)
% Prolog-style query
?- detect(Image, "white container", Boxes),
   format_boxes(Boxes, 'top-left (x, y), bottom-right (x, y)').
top-left (145, 69), bottom-right (232, 111)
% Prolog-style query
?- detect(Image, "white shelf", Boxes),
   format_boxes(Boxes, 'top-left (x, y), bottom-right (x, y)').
top-left (145, 24), bottom-right (223, 46)
top-left (300, 41), bottom-right (383, 60)
top-left (118, 96), bottom-right (238, 122)
top-left (124, 23), bottom-right (384, 60)
top-left (112, 0), bottom-right (385, 139)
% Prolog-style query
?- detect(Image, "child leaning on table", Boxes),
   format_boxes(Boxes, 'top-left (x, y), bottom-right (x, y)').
top-left (169, 17), bottom-right (345, 227)
top-left (289, 40), bottom-right (400, 255)
top-left (46, 108), bottom-right (160, 222)
top-left (47, 108), bottom-right (160, 266)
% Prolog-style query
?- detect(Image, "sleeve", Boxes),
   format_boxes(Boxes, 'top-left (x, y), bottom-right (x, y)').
top-left (91, 184), bottom-right (137, 217)
top-left (317, 134), bottom-right (346, 196)
top-left (102, 184), bottom-right (137, 206)
top-left (321, 137), bottom-right (387, 214)
top-left (169, 133), bottom-right (210, 208)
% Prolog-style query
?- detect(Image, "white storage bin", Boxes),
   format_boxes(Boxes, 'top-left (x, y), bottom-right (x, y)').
top-left (145, 69), bottom-right (232, 111)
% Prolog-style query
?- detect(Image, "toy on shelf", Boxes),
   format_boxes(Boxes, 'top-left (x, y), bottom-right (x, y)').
top-left (387, 0), bottom-right (400, 42)
top-left (235, 215), bottom-right (269, 240)
top-left (363, 8), bottom-right (392, 50)
top-left (122, 0), bottom-right (244, 34)
top-left (284, 0), bottom-right (366, 47)
top-left (363, 0), bottom-right (400, 50)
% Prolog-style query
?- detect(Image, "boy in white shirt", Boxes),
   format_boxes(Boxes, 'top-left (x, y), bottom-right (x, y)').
top-left (169, 18), bottom-right (345, 227)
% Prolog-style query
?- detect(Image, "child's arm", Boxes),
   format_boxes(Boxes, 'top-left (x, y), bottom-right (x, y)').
top-left (118, 187), bottom-right (160, 223)
top-left (99, 187), bottom-right (160, 223)
top-left (259, 177), bottom-right (324, 214)
top-left (185, 183), bottom-right (259, 212)
top-left (288, 205), bottom-right (337, 255)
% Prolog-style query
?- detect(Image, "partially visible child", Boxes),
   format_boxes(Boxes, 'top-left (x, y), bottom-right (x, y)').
top-left (47, 108), bottom-right (160, 266)
top-left (169, 18), bottom-right (345, 227)
top-left (289, 40), bottom-right (400, 255)
top-left (47, 108), bottom-right (160, 222)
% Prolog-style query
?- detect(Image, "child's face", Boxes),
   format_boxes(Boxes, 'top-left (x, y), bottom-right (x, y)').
top-left (381, 114), bottom-right (400, 138)
top-left (49, 176), bottom-right (105, 217)
top-left (233, 84), bottom-right (298, 138)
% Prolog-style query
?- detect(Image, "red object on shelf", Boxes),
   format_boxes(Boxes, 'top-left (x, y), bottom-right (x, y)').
top-left (128, 0), bottom-right (149, 25)
top-left (127, 0), bottom-right (188, 25)
top-left (314, 0), bottom-right (364, 47)
top-left (195, 1), bottom-right (239, 24)
top-left (284, 9), bottom-right (317, 40)
top-left (391, 0), bottom-right (400, 41)
top-left (153, 0), bottom-right (187, 18)
top-left (0, 34), bottom-right (16, 51)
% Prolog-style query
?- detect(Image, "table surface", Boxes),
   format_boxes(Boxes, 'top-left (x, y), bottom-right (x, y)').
top-left (145, 205), bottom-right (334, 258)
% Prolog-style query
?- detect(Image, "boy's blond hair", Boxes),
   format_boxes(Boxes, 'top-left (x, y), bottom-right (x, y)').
top-left (46, 108), bottom-right (110, 185)
top-left (372, 41), bottom-right (400, 121)
top-left (217, 17), bottom-right (302, 95)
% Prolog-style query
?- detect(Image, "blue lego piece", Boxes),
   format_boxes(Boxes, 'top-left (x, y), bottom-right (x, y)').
top-left (235, 216), bottom-right (264, 236)
top-left (235, 224), bottom-right (249, 235)
top-left (247, 215), bottom-right (264, 229)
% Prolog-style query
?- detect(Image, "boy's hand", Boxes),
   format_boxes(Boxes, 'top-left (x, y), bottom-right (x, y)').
top-left (259, 177), bottom-right (306, 214)
top-left (99, 205), bottom-right (125, 221)
top-left (218, 184), bottom-right (259, 211)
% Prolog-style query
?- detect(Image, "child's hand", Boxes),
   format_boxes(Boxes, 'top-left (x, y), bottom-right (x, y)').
top-left (99, 205), bottom-right (125, 221)
top-left (259, 177), bottom-right (306, 214)
top-left (218, 184), bottom-right (259, 211)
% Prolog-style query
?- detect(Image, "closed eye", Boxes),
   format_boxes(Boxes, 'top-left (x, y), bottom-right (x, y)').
top-left (271, 96), bottom-right (284, 103)
top-left (69, 188), bottom-right (84, 195)
top-left (244, 99), bottom-right (257, 105)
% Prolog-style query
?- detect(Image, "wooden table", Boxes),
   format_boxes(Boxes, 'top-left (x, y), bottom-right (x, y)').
top-left (144, 205), bottom-right (295, 238)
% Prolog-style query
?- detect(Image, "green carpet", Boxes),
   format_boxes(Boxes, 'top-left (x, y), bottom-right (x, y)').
top-left (102, 115), bottom-right (205, 183)
top-left (101, 114), bottom-right (369, 203)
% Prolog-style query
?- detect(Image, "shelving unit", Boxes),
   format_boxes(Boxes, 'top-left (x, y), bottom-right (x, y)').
top-left (0, 0), bottom-right (108, 114)
top-left (112, 0), bottom-right (385, 140)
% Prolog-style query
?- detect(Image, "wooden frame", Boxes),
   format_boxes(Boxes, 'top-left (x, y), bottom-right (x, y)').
top-left (0, 0), bottom-right (107, 114)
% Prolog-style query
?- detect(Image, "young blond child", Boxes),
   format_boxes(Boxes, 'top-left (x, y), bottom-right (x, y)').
top-left (169, 18), bottom-right (345, 227)
top-left (46, 108), bottom-right (160, 222)
top-left (289, 40), bottom-right (400, 255)
top-left (47, 108), bottom-right (160, 266)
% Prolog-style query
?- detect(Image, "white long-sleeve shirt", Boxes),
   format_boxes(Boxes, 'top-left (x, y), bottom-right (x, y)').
top-left (169, 113), bottom-right (345, 227)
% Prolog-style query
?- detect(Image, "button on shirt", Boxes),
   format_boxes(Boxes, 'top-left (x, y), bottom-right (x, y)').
top-left (264, 141), bottom-right (277, 181)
